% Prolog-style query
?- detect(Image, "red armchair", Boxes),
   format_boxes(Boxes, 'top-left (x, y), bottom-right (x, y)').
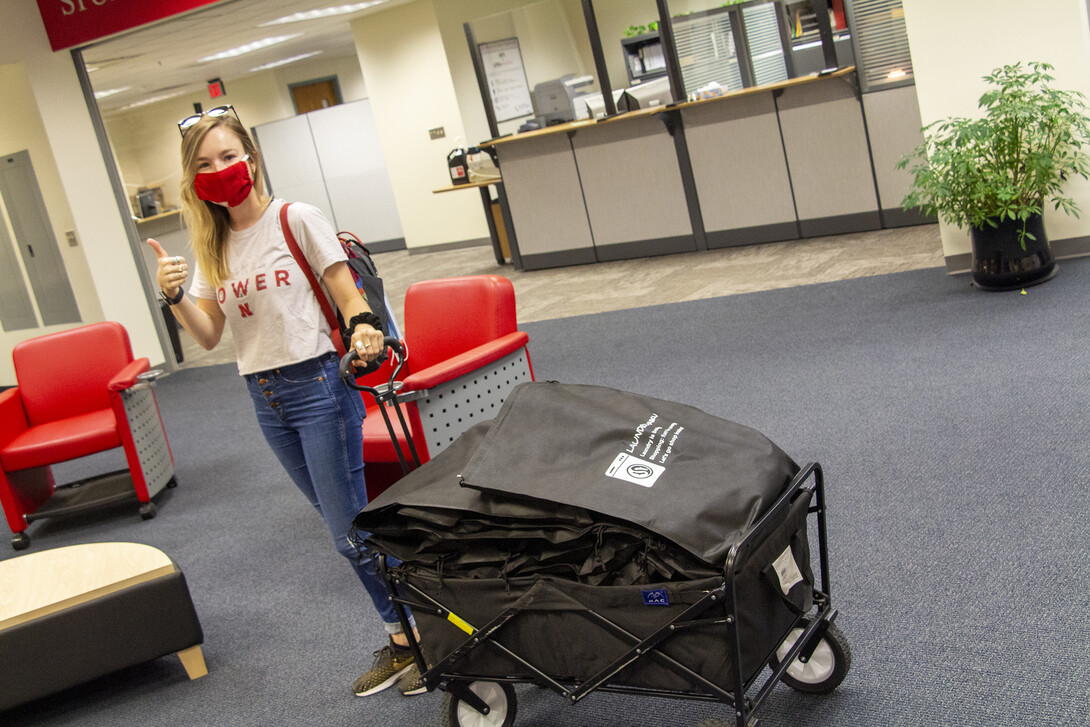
top-left (0, 322), bottom-right (175, 550)
top-left (357, 275), bottom-right (534, 498)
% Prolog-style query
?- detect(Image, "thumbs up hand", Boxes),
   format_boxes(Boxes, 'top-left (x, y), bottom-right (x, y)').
top-left (147, 238), bottom-right (188, 296)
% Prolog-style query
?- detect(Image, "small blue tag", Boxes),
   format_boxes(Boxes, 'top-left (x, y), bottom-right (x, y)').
top-left (641, 588), bottom-right (669, 606)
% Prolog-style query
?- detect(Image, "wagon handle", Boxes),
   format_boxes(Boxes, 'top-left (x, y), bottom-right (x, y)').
top-left (338, 337), bottom-right (406, 392)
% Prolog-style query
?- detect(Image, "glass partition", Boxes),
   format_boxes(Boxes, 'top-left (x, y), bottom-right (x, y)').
top-left (660, 0), bottom-right (852, 99)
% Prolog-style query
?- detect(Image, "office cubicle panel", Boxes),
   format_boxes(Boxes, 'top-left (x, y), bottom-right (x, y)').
top-left (569, 115), bottom-right (695, 262)
top-left (307, 101), bottom-right (404, 246)
top-left (775, 76), bottom-right (880, 237)
top-left (681, 92), bottom-right (799, 249)
top-left (493, 133), bottom-right (596, 270)
top-left (254, 100), bottom-right (403, 249)
top-left (253, 115), bottom-right (336, 224)
top-left (860, 85), bottom-right (933, 228)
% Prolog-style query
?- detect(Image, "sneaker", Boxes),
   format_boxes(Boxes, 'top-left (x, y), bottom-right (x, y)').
top-left (397, 662), bottom-right (427, 696)
top-left (352, 640), bottom-right (415, 697)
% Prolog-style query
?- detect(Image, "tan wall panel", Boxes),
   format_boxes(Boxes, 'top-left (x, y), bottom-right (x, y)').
top-left (495, 133), bottom-right (594, 255)
top-left (861, 86), bottom-right (925, 211)
top-left (570, 115), bottom-right (691, 246)
top-left (682, 93), bottom-right (796, 232)
top-left (776, 78), bottom-right (878, 220)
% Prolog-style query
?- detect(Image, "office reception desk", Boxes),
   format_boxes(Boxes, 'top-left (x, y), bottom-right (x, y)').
top-left (485, 69), bottom-right (930, 271)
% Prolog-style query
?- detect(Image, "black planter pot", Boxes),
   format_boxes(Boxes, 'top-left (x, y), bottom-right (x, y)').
top-left (970, 213), bottom-right (1058, 291)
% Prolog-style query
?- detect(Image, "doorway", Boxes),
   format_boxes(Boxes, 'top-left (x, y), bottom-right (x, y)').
top-left (290, 77), bottom-right (343, 114)
top-left (0, 150), bottom-right (81, 328)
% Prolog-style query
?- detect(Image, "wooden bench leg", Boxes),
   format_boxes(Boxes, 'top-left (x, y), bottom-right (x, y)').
top-left (177, 645), bottom-right (207, 679)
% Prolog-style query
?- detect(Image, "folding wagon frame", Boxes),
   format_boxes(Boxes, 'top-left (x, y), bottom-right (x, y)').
top-left (379, 462), bottom-right (849, 727)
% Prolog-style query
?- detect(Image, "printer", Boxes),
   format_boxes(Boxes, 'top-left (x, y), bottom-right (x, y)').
top-left (531, 74), bottom-right (595, 125)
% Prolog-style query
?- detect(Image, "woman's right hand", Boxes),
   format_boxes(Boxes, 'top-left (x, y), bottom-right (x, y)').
top-left (147, 238), bottom-right (189, 295)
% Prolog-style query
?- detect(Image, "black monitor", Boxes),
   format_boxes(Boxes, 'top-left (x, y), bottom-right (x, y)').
top-left (137, 189), bottom-right (158, 218)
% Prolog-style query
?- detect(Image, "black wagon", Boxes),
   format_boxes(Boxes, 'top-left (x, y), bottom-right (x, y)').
top-left (347, 365), bottom-right (850, 727)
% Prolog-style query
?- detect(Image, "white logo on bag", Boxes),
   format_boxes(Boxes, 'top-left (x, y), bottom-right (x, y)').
top-left (606, 453), bottom-right (665, 487)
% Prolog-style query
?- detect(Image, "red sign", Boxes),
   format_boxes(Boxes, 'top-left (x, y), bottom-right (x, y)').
top-left (208, 79), bottom-right (225, 99)
top-left (37, 0), bottom-right (226, 52)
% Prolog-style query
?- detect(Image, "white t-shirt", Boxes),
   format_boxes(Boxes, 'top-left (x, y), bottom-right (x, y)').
top-left (189, 199), bottom-right (347, 375)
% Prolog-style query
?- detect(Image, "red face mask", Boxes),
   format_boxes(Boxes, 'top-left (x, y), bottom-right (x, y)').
top-left (193, 157), bottom-right (253, 207)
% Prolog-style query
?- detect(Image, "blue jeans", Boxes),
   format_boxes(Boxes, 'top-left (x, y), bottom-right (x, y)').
top-left (245, 352), bottom-right (409, 632)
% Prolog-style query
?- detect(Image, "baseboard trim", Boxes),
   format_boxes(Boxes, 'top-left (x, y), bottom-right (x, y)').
top-left (706, 222), bottom-right (799, 249)
top-left (519, 247), bottom-right (599, 270)
top-left (799, 211), bottom-right (882, 238)
top-left (594, 235), bottom-right (697, 262)
top-left (1052, 235), bottom-right (1090, 259)
top-left (882, 208), bottom-right (935, 228)
top-left (405, 237), bottom-right (490, 255)
top-left (944, 235), bottom-right (1090, 275)
top-left (365, 238), bottom-right (407, 253)
top-left (945, 253), bottom-right (972, 275)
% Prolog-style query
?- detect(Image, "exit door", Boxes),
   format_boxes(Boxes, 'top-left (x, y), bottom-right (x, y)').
top-left (0, 150), bottom-right (81, 326)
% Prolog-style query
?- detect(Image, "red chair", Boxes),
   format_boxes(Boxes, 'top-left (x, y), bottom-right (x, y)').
top-left (0, 322), bottom-right (175, 550)
top-left (357, 275), bottom-right (534, 499)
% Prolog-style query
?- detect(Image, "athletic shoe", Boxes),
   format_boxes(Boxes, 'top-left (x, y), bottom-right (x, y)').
top-left (352, 640), bottom-right (415, 697)
top-left (397, 663), bottom-right (427, 696)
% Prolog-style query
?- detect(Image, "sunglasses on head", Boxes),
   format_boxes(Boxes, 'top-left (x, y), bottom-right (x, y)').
top-left (177, 105), bottom-right (241, 136)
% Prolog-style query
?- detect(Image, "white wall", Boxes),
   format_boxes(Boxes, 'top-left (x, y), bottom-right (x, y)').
top-left (0, 0), bottom-right (160, 385)
top-left (102, 53), bottom-right (367, 211)
top-left (351, 0), bottom-right (488, 250)
top-left (435, 0), bottom-right (601, 143)
top-left (903, 0), bottom-right (1090, 257)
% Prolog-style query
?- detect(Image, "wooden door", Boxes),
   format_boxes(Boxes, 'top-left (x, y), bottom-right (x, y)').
top-left (291, 79), bottom-right (341, 114)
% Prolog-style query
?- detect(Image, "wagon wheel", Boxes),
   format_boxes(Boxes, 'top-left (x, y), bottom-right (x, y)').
top-left (440, 681), bottom-right (517, 727)
top-left (768, 620), bottom-right (851, 694)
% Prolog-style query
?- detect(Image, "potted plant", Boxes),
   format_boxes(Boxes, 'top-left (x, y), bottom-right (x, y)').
top-left (897, 61), bottom-right (1090, 290)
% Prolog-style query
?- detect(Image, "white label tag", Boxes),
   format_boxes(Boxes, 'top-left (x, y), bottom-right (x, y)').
top-left (772, 546), bottom-right (804, 595)
top-left (605, 453), bottom-right (665, 487)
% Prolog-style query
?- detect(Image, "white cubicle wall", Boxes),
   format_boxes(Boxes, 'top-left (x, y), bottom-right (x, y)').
top-left (254, 100), bottom-right (404, 249)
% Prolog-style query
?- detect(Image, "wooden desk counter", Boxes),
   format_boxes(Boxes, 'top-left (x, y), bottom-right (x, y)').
top-left (480, 67), bottom-right (857, 146)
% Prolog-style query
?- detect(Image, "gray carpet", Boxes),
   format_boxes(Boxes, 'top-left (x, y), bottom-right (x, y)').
top-left (3, 259), bottom-right (1088, 727)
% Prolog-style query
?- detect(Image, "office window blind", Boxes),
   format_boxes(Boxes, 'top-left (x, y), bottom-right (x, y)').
top-left (743, 2), bottom-right (788, 86)
top-left (673, 9), bottom-right (743, 96)
top-left (851, 0), bottom-right (913, 90)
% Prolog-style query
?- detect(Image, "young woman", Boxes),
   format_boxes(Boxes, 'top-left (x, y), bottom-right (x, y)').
top-left (148, 109), bottom-right (422, 697)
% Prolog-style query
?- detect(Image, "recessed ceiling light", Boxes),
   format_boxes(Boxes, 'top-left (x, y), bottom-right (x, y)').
top-left (94, 86), bottom-right (131, 99)
top-left (250, 51), bottom-right (324, 72)
top-left (198, 34), bottom-right (304, 63)
top-left (259, 1), bottom-right (388, 26)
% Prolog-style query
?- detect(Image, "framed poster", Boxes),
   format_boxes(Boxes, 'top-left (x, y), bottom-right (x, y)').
top-left (478, 38), bottom-right (534, 122)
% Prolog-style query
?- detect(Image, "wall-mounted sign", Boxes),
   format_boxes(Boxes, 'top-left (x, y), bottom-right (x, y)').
top-left (478, 38), bottom-right (533, 123)
top-left (36, 0), bottom-right (226, 52)
top-left (208, 78), bottom-right (226, 99)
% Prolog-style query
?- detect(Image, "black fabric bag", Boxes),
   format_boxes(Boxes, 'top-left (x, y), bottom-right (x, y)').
top-left (354, 382), bottom-right (814, 691)
top-left (337, 231), bottom-right (393, 340)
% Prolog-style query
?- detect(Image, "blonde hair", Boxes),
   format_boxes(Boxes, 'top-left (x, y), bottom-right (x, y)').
top-left (179, 114), bottom-right (267, 289)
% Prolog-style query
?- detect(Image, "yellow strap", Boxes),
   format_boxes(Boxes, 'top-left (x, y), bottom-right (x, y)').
top-left (446, 612), bottom-right (474, 635)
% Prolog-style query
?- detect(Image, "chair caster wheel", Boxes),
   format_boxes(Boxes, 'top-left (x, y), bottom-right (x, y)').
top-left (12, 532), bottom-right (30, 551)
top-left (140, 502), bottom-right (157, 520)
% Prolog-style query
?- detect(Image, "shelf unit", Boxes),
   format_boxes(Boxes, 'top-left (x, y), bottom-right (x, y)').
top-left (621, 32), bottom-right (668, 85)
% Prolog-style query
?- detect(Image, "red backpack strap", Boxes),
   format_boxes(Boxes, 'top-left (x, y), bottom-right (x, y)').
top-left (279, 203), bottom-right (346, 357)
